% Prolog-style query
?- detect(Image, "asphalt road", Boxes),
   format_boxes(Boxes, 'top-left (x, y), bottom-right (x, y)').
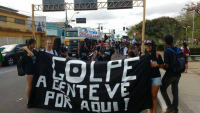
top-left (0, 55), bottom-right (161, 113)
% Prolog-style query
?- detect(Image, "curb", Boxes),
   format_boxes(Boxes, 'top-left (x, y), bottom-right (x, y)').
top-left (157, 91), bottom-right (167, 113)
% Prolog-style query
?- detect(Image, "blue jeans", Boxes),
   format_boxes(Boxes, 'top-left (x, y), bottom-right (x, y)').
top-left (160, 77), bottom-right (180, 112)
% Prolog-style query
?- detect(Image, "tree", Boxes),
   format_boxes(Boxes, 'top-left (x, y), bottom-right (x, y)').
top-left (162, 24), bottom-right (183, 44)
top-left (127, 17), bottom-right (182, 41)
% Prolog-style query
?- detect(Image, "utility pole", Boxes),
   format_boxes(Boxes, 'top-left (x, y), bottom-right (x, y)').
top-left (32, 4), bottom-right (35, 39)
top-left (141, 0), bottom-right (146, 53)
top-left (65, 6), bottom-right (68, 29)
top-left (98, 23), bottom-right (102, 32)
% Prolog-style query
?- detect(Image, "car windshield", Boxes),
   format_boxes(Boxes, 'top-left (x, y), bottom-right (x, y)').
top-left (66, 31), bottom-right (78, 37)
top-left (1, 45), bottom-right (17, 52)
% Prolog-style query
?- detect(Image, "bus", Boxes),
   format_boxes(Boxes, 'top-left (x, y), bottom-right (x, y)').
top-left (65, 27), bottom-right (103, 56)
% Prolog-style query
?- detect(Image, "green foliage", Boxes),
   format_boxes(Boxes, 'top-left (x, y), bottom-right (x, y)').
top-left (162, 24), bottom-right (183, 45)
top-left (189, 46), bottom-right (200, 55)
top-left (127, 17), bottom-right (182, 41)
top-left (156, 44), bottom-right (165, 51)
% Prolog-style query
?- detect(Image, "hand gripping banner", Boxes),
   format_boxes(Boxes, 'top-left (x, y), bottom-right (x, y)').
top-left (28, 52), bottom-right (152, 113)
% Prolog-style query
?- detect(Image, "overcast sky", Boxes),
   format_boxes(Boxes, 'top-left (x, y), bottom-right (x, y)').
top-left (1, 0), bottom-right (198, 36)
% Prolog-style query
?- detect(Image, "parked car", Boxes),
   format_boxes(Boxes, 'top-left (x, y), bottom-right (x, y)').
top-left (0, 44), bottom-right (26, 66)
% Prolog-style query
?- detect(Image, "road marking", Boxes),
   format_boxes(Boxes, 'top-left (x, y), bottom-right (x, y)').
top-left (158, 91), bottom-right (167, 113)
top-left (0, 69), bottom-right (17, 74)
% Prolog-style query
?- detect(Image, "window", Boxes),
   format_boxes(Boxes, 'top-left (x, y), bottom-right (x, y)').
top-left (66, 31), bottom-right (78, 37)
top-left (0, 15), bottom-right (7, 22)
top-left (14, 18), bottom-right (25, 25)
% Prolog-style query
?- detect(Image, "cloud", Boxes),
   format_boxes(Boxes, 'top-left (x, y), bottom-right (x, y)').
top-left (0, 0), bottom-right (196, 37)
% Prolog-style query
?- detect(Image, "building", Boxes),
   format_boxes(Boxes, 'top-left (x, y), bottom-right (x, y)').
top-left (0, 5), bottom-right (45, 47)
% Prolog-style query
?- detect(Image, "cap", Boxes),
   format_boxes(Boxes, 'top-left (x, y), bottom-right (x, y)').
top-left (145, 40), bottom-right (155, 45)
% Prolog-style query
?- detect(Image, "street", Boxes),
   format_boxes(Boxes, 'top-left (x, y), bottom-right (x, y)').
top-left (0, 55), bottom-right (161, 113)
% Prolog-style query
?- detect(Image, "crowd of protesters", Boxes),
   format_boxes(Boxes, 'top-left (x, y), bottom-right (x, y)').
top-left (14, 34), bottom-right (189, 113)
top-left (77, 38), bottom-right (143, 61)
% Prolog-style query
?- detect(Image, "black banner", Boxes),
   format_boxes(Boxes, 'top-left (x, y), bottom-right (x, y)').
top-left (28, 52), bottom-right (152, 113)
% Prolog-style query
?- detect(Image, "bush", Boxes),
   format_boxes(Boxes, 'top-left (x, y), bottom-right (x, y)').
top-left (156, 44), bottom-right (165, 51)
top-left (189, 46), bottom-right (200, 55)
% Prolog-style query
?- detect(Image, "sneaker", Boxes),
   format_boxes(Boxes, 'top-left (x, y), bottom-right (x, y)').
top-left (164, 108), bottom-right (175, 113)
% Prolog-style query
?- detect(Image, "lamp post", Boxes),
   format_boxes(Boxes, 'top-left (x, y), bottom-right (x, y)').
top-left (66, 12), bottom-right (79, 29)
top-left (192, 9), bottom-right (195, 46)
top-left (183, 26), bottom-right (191, 40)
top-left (184, 3), bottom-right (195, 46)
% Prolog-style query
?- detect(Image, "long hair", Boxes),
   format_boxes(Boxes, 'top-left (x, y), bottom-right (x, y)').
top-left (80, 42), bottom-right (86, 53)
top-left (25, 38), bottom-right (36, 48)
top-left (145, 44), bottom-right (157, 61)
top-left (53, 38), bottom-right (61, 56)
top-left (182, 42), bottom-right (187, 48)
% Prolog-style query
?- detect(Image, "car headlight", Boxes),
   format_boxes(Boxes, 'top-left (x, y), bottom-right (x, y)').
top-left (2, 54), bottom-right (6, 56)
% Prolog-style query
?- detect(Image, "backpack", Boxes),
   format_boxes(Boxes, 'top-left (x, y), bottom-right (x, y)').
top-left (167, 47), bottom-right (186, 74)
top-left (17, 56), bottom-right (25, 76)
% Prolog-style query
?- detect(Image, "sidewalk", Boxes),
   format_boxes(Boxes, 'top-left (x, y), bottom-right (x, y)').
top-left (159, 69), bottom-right (200, 113)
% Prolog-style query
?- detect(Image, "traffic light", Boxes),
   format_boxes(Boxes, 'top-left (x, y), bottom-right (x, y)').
top-left (123, 27), bottom-right (125, 31)
top-left (113, 29), bottom-right (115, 34)
top-left (101, 26), bottom-right (103, 30)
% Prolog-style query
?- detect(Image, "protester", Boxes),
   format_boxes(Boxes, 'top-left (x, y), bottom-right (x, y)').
top-left (128, 51), bottom-right (136, 58)
top-left (23, 39), bottom-right (37, 102)
top-left (0, 50), bottom-right (4, 68)
top-left (181, 42), bottom-right (190, 73)
top-left (143, 40), bottom-right (164, 113)
top-left (128, 45), bottom-right (136, 58)
top-left (53, 38), bottom-right (62, 57)
top-left (118, 41), bottom-right (121, 53)
top-left (102, 42), bottom-right (117, 61)
top-left (78, 42), bottom-right (90, 61)
top-left (92, 43), bottom-right (98, 61)
top-left (43, 40), bottom-right (58, 56)
top-left (61, 43), bottom-right (68, 58)
top-left (134, 43), bottom-right (141, 56)
top-left (124, 44), bottom-right (128, 58)
top-left (115, 41), bottom-right (120, 57)
top-left (160, 35), bottom-right (188, 113)
top-left (120, 42), bottom-right (124, 55)
top-left (95, 40), bottom-right (104, 61)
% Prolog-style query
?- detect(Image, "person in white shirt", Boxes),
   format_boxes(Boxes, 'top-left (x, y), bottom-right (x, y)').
top-left (43, 40), bottom-right (58, 56)
top-left (124, 44), bottom-right (128, 58)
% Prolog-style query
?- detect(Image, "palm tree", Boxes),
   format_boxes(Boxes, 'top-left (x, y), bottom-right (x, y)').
top-left (162, 24), bottom-right (183, 45)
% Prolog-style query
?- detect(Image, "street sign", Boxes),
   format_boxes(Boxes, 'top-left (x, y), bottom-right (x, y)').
top-left (74, 0), bottom-right (97, 11)
top-left (107, 0), bottom-right (133, 9)
top-left (76, 18), bottom-right (86, 23)
top-left (42, 0), bottom-right (65, 12)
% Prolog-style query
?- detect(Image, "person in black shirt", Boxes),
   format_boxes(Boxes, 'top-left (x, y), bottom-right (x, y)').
top-left (61, 44), bottom-right (68, 58)
top-left (78, 42), bottom-right (90, 61)
top-left (53, 38), bottom-right (62, 57)
top-left (134, 43), bottom-right (142, 56)
top-left (160, 35), bottom-right (188, 113)
top-left (115, 41), bottom-right (120, 57)
top-left (102, 42), bottom-right (117, 61)
top-left (128, 45), bottom-right (136, 58)
top-left (142, 40), bottom-right (164, 113)
top-left (95, 40), bottom-right (103, 61)
top-left (23, 39), bottom-right (37, 102)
